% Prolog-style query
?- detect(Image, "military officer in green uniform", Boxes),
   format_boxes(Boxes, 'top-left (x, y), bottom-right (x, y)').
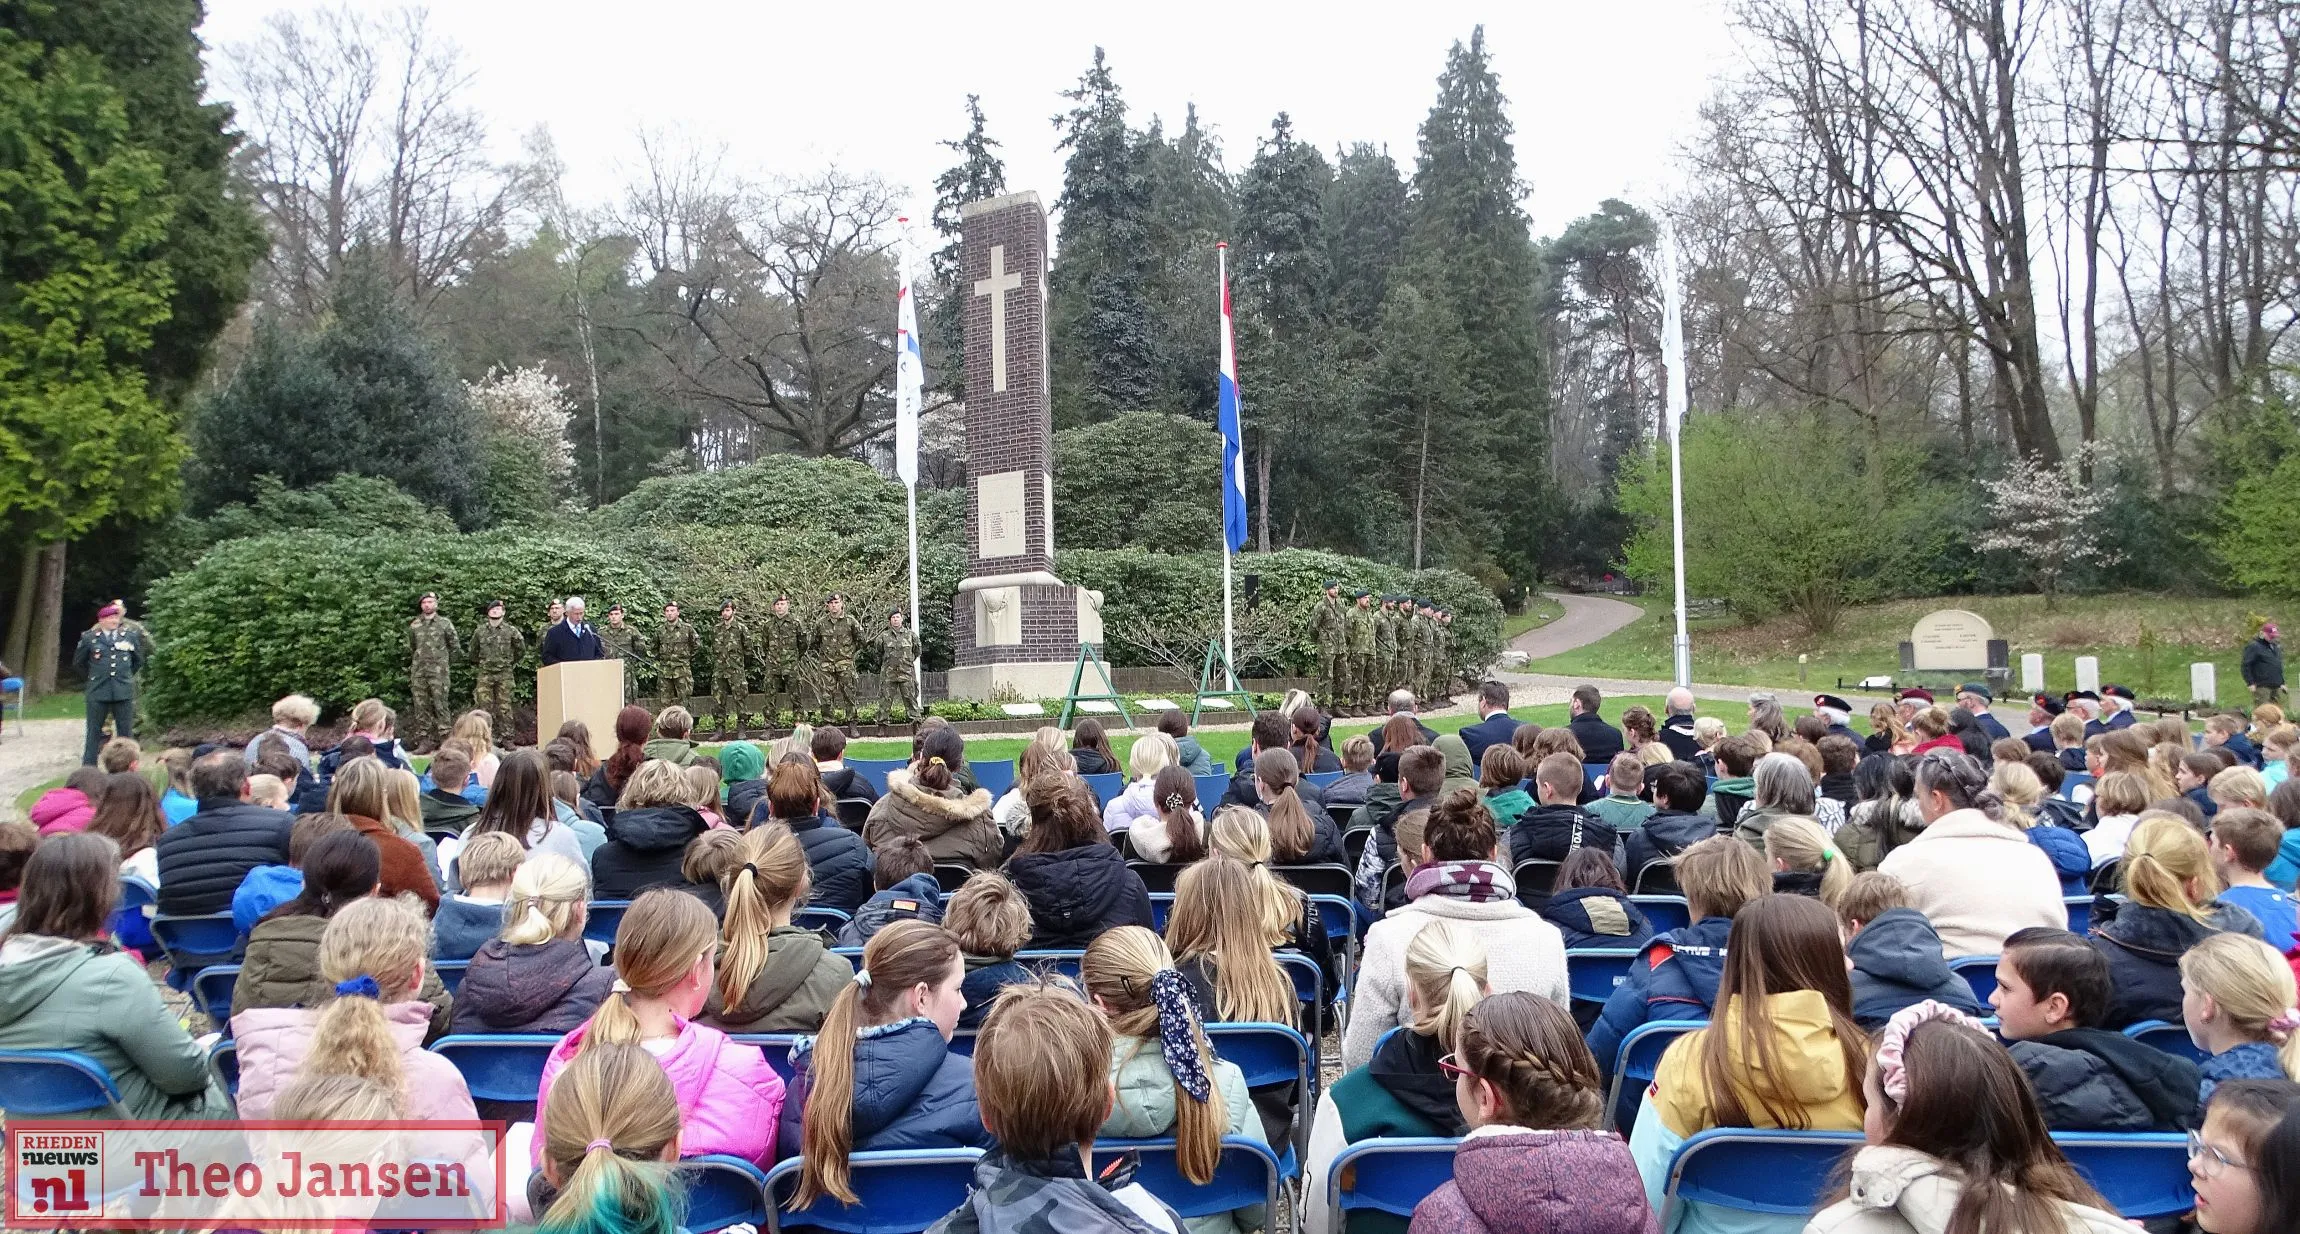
top-left (710, 599), bottom-right (753, 739)
top-left (599, 603), bottom-right (650, 701)
top-left (812, 593), bottom-right (867, 725)
top-left (1310, 579), bottom-right (1346, 708)
top-left (874, 609), bottom-right (921, 725)
top-left (536, 600), bottom-right (565, 653)
top-left (405, 592), bottom-right (460, 750)
top-left (760, 594), bottom-right (805, 713)
top-left (105, 597), bottom-right (157, 730)
top-left (1431, 607), bottom-right (1454, 700)
top-left (74, 603), bottom-right (142, 764)
top-left (471, 599), bottom-right (526, 726)
top-left (656, 602), bottom-right (698, 707)
top-left (1344, 590), bottom-right (1376, 714)
top-left (1374, 595), bottom-right (1401, 700)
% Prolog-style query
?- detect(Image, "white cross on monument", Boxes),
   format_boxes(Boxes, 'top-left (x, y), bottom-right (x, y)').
top-left (973, 244), bottom-right (1022, 393)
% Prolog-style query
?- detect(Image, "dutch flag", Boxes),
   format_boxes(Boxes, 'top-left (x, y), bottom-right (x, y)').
top-left (1216, 243), bottom-right (1248, 554)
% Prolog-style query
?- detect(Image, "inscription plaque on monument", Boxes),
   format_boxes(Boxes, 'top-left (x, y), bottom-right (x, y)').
top-left (1908, 609), bottom-right (1994, 671)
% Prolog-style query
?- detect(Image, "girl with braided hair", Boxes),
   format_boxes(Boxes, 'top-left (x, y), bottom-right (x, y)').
top-left (1409, 992), bottom-right (1655, 1234)
top-left (1083, 926), bottom-right (1268, 1234)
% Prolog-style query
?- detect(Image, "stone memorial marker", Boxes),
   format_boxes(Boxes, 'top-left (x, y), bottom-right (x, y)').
top-left (2075, 655), bottom-right (2101, 696)
top-left (947, 192), bottom-right (1105, 701)
top-left (2021, 653), bottom-right (2045, 694)
top-left (1905, 609), bottom-right (1994, 671)
top-left (2192, 662), bottom-right (2216, 706)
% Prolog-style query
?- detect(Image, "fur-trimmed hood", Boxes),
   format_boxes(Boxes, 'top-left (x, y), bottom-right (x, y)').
top-left (864, 770), bottom-right (1002, 869)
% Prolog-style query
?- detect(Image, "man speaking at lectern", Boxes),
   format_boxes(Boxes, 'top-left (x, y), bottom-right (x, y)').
top-left (539, 595), bottom-right (606, 666)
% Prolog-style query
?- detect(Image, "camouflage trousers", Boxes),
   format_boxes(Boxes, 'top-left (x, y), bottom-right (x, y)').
top-left (473, 673), bottom-right (515, 729)
top-left (411, 666), bottom-right (450, 745)
top-left (876, 672), bottom-right (916, 724)
top-left (661, 672), bottom-right (694, 708)
top-left (1347, 654), bottom-right (1377, 708)
top-left (816, 660), bottom-right (859, 721)
top-left (764, 663), bottom-right (802, 709)
top-left (1318, 650), bottom-right (1343, 710)
top-left (711, 672), bottom-right (750, 734)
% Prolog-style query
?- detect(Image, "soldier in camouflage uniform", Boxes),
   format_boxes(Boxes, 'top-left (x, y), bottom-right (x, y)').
top-left (873, 609), bottom-right (921, 725)
top-left (759, 594), bottom-right (805, 714)
top-left (537, 600), bottom-right (564, 653)
top-left (598, 603), bottom-right (650, 701)
top-left (710, 600), bottom-right (754, 739)
top-left (1401, 598), bottom-right (1429, 704)
top-left (656, 602), bottom-right (698, 706)
top-left (470, 599), bottom-right (526, 726)
top-left (407, 592), bottom-right (460, 750)
top-left (811, 593), bottom-right (867, 725)
top-left (1434, 607), bottom-right (1458, 700)
top-left (1374, 595), bottom-right (1401, 700)
top-left (1309, 579), bottom-right (1346, 707)
top-left (1344, 590), bottom-right (1376, 714)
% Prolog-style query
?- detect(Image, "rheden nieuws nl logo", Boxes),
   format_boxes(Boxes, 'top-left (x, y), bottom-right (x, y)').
top-left (13, 1129), bottom-right (101, 1216)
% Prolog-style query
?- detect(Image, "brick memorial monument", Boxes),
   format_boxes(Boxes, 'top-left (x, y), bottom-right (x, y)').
top-left (947, 191), bottom-right (1104, 700)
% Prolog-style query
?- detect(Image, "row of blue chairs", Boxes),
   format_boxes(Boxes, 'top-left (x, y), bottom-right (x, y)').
top-left (843, 756), bottom-right (1350, 812)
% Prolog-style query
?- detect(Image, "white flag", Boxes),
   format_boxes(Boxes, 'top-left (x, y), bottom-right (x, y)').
top-left (1658, 217), bottom-right (1689, 442)
top-left (894, 230), bottom-right (922, 487)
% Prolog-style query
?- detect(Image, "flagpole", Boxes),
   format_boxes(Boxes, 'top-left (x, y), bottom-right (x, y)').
top-left (1217, 243), bottom-right (1237, 688)
top-left (896, 220), bottom-right (924, 704)
top-left (1659, 218), bottom-right (1692, 689)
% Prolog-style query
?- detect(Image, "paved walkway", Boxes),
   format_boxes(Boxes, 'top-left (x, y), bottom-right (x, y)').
top-left (0, 718), bottom-right (83, 824)
top-left (1509, 591), bottom-right (1644, 658)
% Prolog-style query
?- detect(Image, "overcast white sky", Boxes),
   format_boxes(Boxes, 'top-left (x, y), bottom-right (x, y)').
top-left (197, 0), bottom-right (1738, 239)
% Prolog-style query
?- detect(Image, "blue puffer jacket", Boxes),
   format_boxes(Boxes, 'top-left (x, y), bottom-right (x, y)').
top-left (1586, 915), bottom-right (1730, 1082)
top-left (2024, 822), bottom-right (2093, 894)
top-left (777, 1017), bottom-right (990, 1161)
top-left (785, 812), bottom-right (873, 916)
top-left (1539, 887), bottom-right (1655, 951)
top-left (1847, 908), bottom-right (1983, 1029)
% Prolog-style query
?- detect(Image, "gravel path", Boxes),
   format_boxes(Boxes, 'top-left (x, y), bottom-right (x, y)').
top-left (0, 717), bottom-right (83, 824)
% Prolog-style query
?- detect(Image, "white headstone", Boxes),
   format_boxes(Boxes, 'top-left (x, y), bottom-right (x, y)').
top-left (2021, 653), bottom-right (2045, 693)
top-left (2074, 656), bottom-right (2101, 696)
top-left (1909, 609), bottom-right (1995, 671)
top-left (2192, 662), bottom-right (2217, 706)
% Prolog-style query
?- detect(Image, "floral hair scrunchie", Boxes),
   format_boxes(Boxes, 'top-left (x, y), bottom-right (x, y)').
top-left (1874, 999), bottom-right (1992, 1104)
top-left (1148, 969), bottom-right (1213, 1103)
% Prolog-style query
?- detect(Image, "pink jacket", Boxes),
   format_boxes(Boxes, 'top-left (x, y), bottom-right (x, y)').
top-left (228, 1001), bottom-right (477, 1122)
top-left (31, 788), bottom-right (94, 836)
top-left (535, 1015), bottom-right (784, 1167)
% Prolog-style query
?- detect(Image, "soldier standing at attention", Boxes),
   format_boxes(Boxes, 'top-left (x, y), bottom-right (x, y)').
top-left (74, 604), bottom-right (142, 764)
top-left (599, 603), bottom-right (649, 701)
top-left (1409, 599), bottom-right (1436, 703)
top-left (537, 599), bottom-right (564, 653)
top-left (1310, 579), bottom-right (1346, 708)
top-left (874, 609), bottom-right (921, 726)
top-left (407, 592), bottom-right (460, 751)
top-left (1432, 607), bottom-right (1456, 701)
top-left (106, 597), bottom-right (157, 731)
top-left (760, 594), bottom-right (804, 715)
top-left (1374, 594), bottom-right (1401, 702)
top-left (1344, 589), bottom-right (1376, 715)
top-left (657, 602), bottom-right (697, 707)
top-left (812, 593), bottom-right (867, 726)
top-left (710, 599), bottom-right (753, 740)
top-left (471, 599), bottom-right (526, 726)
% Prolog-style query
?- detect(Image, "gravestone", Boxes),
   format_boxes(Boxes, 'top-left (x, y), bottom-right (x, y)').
top-left (2193, 662), bottom-right (2217, 706)
top-left (2021, 653), bottom-right (2045, 694)
top-left (2075, 655), bottom-right (2101, 696)
top-left (946, 191), bottom-right (1105, 701)
top-left (1904, 609), bottom-right (1995, 671)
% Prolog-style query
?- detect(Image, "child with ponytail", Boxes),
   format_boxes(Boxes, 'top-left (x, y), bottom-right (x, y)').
top-left (2183, 932), bottom-right (2300, 1101)
top-left (453, 854), bottom-right (616, 1035)
top-left (2095, 814), bottom-right (2273, 1027)
top-left (696, 822), bottom-right (851, 1033)
top-left (785, 919), bottom-right (989, 1204)
top-left (1765, 816), bottom-right (1853, 904)
top-left (1083, 926), bottom-right (1269, 1234)
top-left (535, 1042), bottom-right (686, 1234)
top-left (1251, 746), bottom-right (1344, 864)
top-left (1202, 806), bottom-right (1337, 987)
top-left (232, 896), bottom-right (475, 1121)
top-left (1409, 992), bottom-right (1654, 1234)
top-left (537, 889), bottom-right (783, 1167)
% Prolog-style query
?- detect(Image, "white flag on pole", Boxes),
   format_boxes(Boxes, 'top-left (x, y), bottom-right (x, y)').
top-left (1658, 217), bottom-right (1689, 442)
top-left (894, 226), bottom-right (922, 487)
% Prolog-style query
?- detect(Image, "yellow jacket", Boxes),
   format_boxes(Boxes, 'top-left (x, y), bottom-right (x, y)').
top-left (1647, 989), bottom-right (1867, 1137)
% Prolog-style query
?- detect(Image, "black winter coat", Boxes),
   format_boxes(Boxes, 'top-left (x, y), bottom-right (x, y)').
top-left (1509, 803), bottom-right (1620, 868)
top-left (588, 804), bottom-right (709, 900)
top-left (1539, 887), bottom-right (1655, 950)
top-left (2009, 1027), bottom-right (2200, 1131)
top-left (724, 778), bottom-right (769, 831)
top-left (2244, 636), bottom-right (2285, 690)
top-left (1220, 769), bottom-right (1328, 814)
top-left (1070, 747), bottom-right (1118, 776)
top-left (155, 799), bottom-right (296, 918)
top-left (786, 812), bottom-right (872, 915)
top-left (1622, 809), bottom-right (1718, 887)
top-left (1846, 908), bottom-right (1982, 1029)
top-left (1006, 843), bottom-right (1154, 950)
top-left (1568, 714), bottom-right (1625, 764)
top-left (819, 766), bottom-right (880, 804)
top-left (2093, 899), bottom-right (2266, 1028)
top-left (450, 937), bottom-right (615, 1036)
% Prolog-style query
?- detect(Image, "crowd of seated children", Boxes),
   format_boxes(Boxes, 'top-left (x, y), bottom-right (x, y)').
top-left (842, 837), bottom-right (944, 944)
top-left (1539, 848), bottom-right (1655, 953)
top-left (1987, 759), bottom-right (2091, 893)
top-left (326, 758), bottom-right (440, 911)
top-left (945, 871), bottom-right (1036, 1030)
top-left (234, 830), bottom-right (453, 1039)
top-left (88, 770), bottom-right (167, 891)
top-left (1104, 731), bottom-right (1180, 838)
top-left (864, 726), bottom-right (1002, 868)
top-left (1990, 926), bottom-right (2199, 1131)
top-left (471, 749), bottom-right (588, 869)
top-left (2208, 808), bottom-right (2299, 953)
top-left (758, 756), bottom-right (872, 914)
top-left (591, 761), bottom-right (712, 899)
top-left (451, 853), bottom-right (614, 1035)
top-left (1008, 774), bottom-right (1155, 949)
top-left (695, 823), bottom-right (851, 1034)
top-left (1126, 764), bottom-right (1207, 864)
top-left (666, 828), bottom-right (740, 919)
top-left (1251, 746), bottom-right (1345, 865)
top-left (1764, 817), bottom-right (1852, 902)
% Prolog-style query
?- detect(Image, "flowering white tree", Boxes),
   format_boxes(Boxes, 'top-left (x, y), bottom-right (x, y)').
top-left (466, 365), bottom-right (577, 520)
top-left (1976, 446), bottom-right (2119, 608)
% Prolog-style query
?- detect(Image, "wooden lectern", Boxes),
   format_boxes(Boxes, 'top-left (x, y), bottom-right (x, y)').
top-left (537, 659), bottom-right (624, 761)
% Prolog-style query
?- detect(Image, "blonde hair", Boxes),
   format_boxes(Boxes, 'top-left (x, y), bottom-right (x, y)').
top-left (943, 872), bottom-right (1032, 959)
top-left (350, 698), bottom-right (391, 735)
top-left (1129, 731), bottom-right (1178, 781)
top-left (2123, 815), bottom-right (2220, 923)
top-left (537, 1042), bottom-right (684, 1234)
top-left (2093, 771), bottom-right (2151, 818)
top-left (972, 981), bottom-right (1114, 1172)
top-left (715, 824), bottom-right (812, 1009)
top-left (456, 831), bottom-right (525, 889)
top-left (1166, 856), bottom-right (1296, 1026)
top-left (684, 763), bottom-right (722, 811)
top-left (2181, 932), bottom-right (2300, 1079)
top-left (273, 694), bottom-right (322, 727)
top-left (500, 854), bottom-right (591, 945)
top-left (248, 774), bottom-right (288, 808)
top-left (1207, 806), bottom-right (1306, 942)
top-left (305, 898), bottom-right (429, 1095)
top-left (2211, 766), bottom-right (2271, 810)
top-left (452, 710), bottom-right (495, 752)
top-left (1765, 816), bottom-right (1852, 906)
top-left (657, 705), bottom-right (695, 739)
top-left (1083, 927), bottom-right (1225, 1184)
top-left (586, 890), bottom-right (718, 1048)
top-left (274, 1071), bottom-right (403, 1121)
top-left (795, 921), bottom-right (960, 1207)
top-left (1405, 918), bottom-right (1488, 1051)
top-left (383, 768), bottom-right (422, 835)
top-left (617, 760), bottom-right (693, 809)
top-left (1017, 727), bottom-right (1069, 784)
top-left (1251, 746), bottom-right (1314, 861)
top-left (326, 757), bottom-right (393, 821)
top-left (1990, 761), bottom-right (2045, 829)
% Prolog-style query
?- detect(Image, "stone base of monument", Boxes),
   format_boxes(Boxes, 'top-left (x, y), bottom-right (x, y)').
top-left (946, 573), bottom-right (1107, 702)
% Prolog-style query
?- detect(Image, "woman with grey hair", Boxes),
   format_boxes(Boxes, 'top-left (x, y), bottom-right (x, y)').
top-left (1730, 752), bottom-right (1817, 849)
top-left (1878, 750), bottom-right (2066, 956)
top-left (1746, 693), bottom-right (1790, 743)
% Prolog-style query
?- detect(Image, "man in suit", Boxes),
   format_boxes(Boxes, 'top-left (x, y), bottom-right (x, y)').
top-left (1457, 680), bottom-right (1520, 765)
top-left (1812, 693), bottom-right (1861, 744)
top-left (1567, 683), bottom-right (1625, 764)
top-left (1955, 683), bottom-right (2010, 742)
top-left (2023, 693), bottom-right (2065, 753)
top-left (1659, 686), bottom-right (1701, 760)
top-left (539, 595), bottom-right (606, 666)
top-left (2102, 684), bottom-right (2139, 729)
top-left (1365, 690), bottom-right (1439, 757)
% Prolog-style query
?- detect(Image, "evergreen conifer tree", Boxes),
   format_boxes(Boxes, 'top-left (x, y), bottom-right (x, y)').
top-left (1049, 47), bottom-right (1158, 426)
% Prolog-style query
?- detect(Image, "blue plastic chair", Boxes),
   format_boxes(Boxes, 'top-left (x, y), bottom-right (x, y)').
top-left (1947, 954), bottom-right (1999, 1004)
top-left (433, 959), bottom-right (468, 995)
top-left (1566, 948), bottom-right (1643, 1009)
top-left (1663, 1128), bottom-right (1863, 1222)
top-left (1607, 1020), bottom-right (1703, 1132)
top-left (2065, 896), bottom-right (2093, 934)
top-left (151, 911), bottom-right (241, 982)
top-left (1092, 1136), bottom-right (1285, 1225)
top-left (208, 1039), bottom-right (238, 1099)
top-left (427, 1034), bottom-right (558, 1104)
top-left (1304, 770), bottom-right (1343, 791)
top-left (1631, 895), bottom-right (1691, 935)
top-left (1584, 763), bottom-right (1610, 792)
top-left (831, 945), bottom-right (863, 971)
top-left (731, 1034), bottom-right (805, 1084)
top-left (848, 758), bottom-right (908, 796)
top-left (1150, 892), bottom-right (1175, 930)
top-left (0, 1049), bottom-right (130, 1118)
top-left (2053, 1131), bottom-right (2193, 1218)
top-left (191, 963), bottom-right (240, 1024)
top-left (682, 1154), bottom-right (770, 1233)
top-left (970, 759), bottom-right (1016, 801)
top-left (584, 899), bottom-right (633, 947)
top-left (1016, 949), bottom-right (1085, 980)
top-left (795, 906), bottom-right (851, 934)
top-left (763, 1147), bottom-right (985, 1234)
top-left (1081, 771), bottom-right (1126, 807)
top-left (0, 675), bottom-right (21, 733)
top-left (1276, 950), bottom-right (1328, 1040)
top-left (1328, 1137), bottom-right (1462, 1224)
top-left (113, 876), bottom-right (158, 953)
top-left (1206, 1022), bottom-right (1315, 1165)
top-left (2061, 772), bottom-right (2096, 802)
top-left (2124, 1019), bottom-right (2209, 1063)
top-left (1193, 773), bottom-right (1231, 810)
